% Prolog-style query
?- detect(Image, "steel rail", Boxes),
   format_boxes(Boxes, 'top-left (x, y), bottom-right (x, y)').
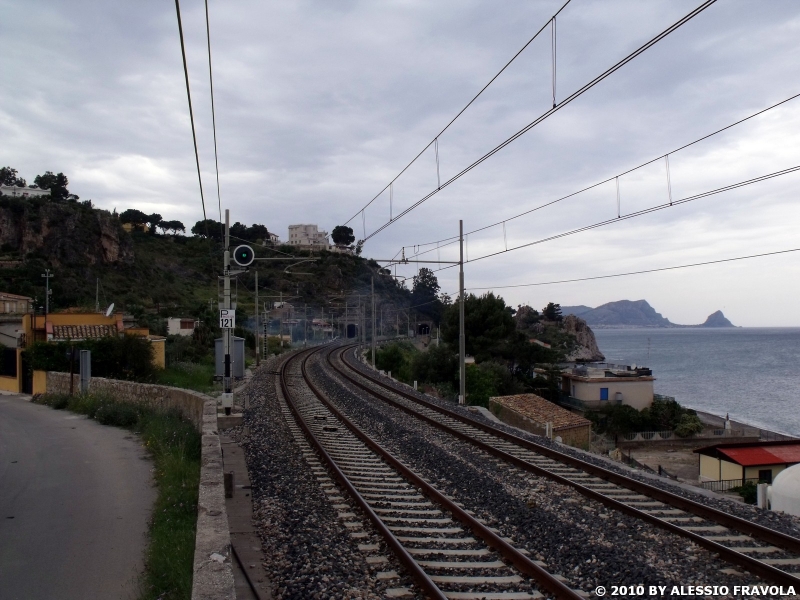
top-left (293, 346), bottom-right (584, 600)
top-left (331, 344), bottom-right (800, 587)
top-left (279, 346), bottom-right (448, 600)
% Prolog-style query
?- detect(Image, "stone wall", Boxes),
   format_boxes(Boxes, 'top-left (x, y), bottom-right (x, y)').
top-left (46, 372), bottom-right (205, 430)
top-left (44, 372), bottom-right (236, 600)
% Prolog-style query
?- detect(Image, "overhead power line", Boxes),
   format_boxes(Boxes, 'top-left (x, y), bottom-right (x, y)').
top-left (423, 164), bottom-right (800, 274)
top-left (403, 91), bottom-right (800, 258)
top-left (466, 247), bottom-right (800, 290)
top-left (352, 0), bottom-right (719, 243)
top-left (204, 0), bottom-right (224, 232)
top-left (343, 0), bottom-right (573, 227)
top-left (174, 0), bottom-right (209, 235)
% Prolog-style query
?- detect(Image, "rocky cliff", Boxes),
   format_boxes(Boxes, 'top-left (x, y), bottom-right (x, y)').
top-left (580, 299), bottom-right (673, 328)
top-left (0, 198), bottom-right (133, 267)
top-left (562, 314), bottom-right (605, 362)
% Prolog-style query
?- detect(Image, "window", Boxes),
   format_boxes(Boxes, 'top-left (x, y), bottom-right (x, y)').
top-left (758, 469), bottom-right (773, 484)
top-left (600, 387), bottom-right (609, 401)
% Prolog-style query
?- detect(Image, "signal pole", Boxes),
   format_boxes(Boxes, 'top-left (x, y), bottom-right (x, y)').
top-left (222, 210), bottom-right (233, 415)
top-left (371, 277), bottom-right (376, 367)
top-left (41, 269), bottom-right (54, 317)
top-left (459, 219), bottom-right (466, 405)
top-left (254, 270), bottom-right (259, 367)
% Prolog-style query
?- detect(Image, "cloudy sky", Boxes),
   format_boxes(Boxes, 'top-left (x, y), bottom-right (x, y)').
top-left (2, 0), bottom-right (799, 326)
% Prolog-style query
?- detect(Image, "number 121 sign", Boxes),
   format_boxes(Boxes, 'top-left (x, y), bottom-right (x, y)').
top-left (219, 309), bottom-right (236, 329)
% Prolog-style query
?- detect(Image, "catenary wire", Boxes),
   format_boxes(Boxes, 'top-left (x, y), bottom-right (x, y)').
top-left (359, 0), bottom-right (719, 243)
top-left (204, 0), bottom-right (224, 237)
top-left (414, 163), bottom-right (800, 275)
top-left (174, 0), bottom-right (209, 239)
top-left (342, 0), bottom-right (573, 227)
top-left (400, 91), bottom-right (800, 260)
top-left (466, 247), bottom-right (800, 290)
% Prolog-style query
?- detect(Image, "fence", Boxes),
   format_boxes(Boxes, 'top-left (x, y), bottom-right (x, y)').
top-left (701, 477), bottom-right (762, 492)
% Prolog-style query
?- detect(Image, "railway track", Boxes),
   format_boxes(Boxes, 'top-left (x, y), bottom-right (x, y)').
top-left (279, 345), bottom-right (588, 599)
top-left (323, 342), bottom-right (800, 589)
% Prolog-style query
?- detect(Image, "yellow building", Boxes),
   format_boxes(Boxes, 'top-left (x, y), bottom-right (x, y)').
top-left (695, 441), bottom-right (800, 487)
top-left (21, 312), bottom-right (165, 369)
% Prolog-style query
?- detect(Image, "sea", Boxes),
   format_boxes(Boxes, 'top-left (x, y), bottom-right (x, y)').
top-left (592, 328), bottom-right (800, 437)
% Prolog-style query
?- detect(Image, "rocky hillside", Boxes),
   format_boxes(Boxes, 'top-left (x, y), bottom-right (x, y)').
top-left (562, 315), bottom-right (605, 362)
top-left (0, 196), bottom-right (410, 324)
top-left (700, 310), bottom-right (735, 327)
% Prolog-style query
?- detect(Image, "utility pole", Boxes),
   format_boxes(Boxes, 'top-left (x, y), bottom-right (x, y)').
top-left (459, 219), bottom-right (466, 406)
top-left (95, 278), bottom-right (99, 313)
top-left (279, 291), bottom-right (284, 348)
top-left (255, 271), bottom-right (259, 367)
top-left (304, 304), bottom-right (307, 347)
top-left (41, 269), bottom-right (54, 317)
top-left (222, 210), bottom-right (233, 415)
top-left (371, 277), bottom-right (376, 367)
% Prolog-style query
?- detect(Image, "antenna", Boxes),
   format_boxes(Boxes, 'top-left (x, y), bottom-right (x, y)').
top-left (104, 303), bottom-right (115, 318)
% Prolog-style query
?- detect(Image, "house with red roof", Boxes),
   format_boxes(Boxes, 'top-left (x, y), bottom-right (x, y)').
top-left (695, 441), bottom-right (800, 487)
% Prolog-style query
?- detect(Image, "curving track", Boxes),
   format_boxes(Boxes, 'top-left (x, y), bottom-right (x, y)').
top-left (323, 342), bottom-right (800, 589)
top-left (279, 344), bottom-right (588, 599)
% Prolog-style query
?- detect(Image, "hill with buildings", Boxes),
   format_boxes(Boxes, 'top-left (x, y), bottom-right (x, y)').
top-left (0, 195), bottom-right (411, 334)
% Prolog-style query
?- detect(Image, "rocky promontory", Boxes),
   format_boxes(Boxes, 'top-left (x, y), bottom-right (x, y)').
top-left (562, 315), bottom-right (605, 362)
top-left (699, 310), bottom-right (735, 327)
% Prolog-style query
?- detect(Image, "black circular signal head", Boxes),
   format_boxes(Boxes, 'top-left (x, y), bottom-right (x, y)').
top-left (233, 244), bottom-right (255, 267)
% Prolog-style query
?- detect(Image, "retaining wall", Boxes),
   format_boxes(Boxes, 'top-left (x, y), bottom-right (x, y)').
top-left (45, 372), bottom-right (236, 600)
top-left (489, 399), bottom-right (591, 448)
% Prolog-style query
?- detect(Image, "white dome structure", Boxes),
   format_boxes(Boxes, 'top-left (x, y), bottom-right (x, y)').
top-left (769, 464), bottom-right (800, 516)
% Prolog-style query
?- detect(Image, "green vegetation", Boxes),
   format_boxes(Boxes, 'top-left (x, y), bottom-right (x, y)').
top-left (32, 392), bottom-right (200, 600)
top-left (156, 361), bottom-right (217, 394)
top-left (731, 481), bottom-right (758, 505)
top-left (25, 336), bottom-right (156, 381)
top-left (586, 397), bottom-right (704, 437)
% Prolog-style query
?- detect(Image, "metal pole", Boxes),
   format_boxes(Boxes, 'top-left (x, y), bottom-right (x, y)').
top-left (345, 300), bottom-right (349, 339)
top-left (371, 277), bottom-right (376, 367)
top-left (255, 271), bottom-right (259, 366)
top-left (223, 209), bottom-right (233, 415)
top-left (41, 269), bottom-right (53, 317)
top-left (279, 291), bottom-right (283, 348)
top-left (459, 219), bottom-right (466, 406)
top-left (304, 304), bottom-right (307, 347)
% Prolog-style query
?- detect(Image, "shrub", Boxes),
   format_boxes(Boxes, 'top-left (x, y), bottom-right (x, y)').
top-left (674, 413), bottom-right (703, 437)
top-left (95, 402), bottom-right (141, 427)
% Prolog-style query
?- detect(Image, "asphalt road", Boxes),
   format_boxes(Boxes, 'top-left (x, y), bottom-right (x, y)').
top-left (0, 395), bottom-right (156, 600)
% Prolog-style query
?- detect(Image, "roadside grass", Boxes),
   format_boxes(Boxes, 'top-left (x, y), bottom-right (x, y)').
top-left (156, 361), bottom-right (217, 394)
top-left (33, 392), bottom-right (201, 600)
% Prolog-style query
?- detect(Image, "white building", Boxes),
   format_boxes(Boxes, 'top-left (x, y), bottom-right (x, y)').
top-left (287, 224), bottom-right (329, 250)
top-left (167, 317), bottom-right (198, 337)
top-left (0, 185), bottom-right (50, 198)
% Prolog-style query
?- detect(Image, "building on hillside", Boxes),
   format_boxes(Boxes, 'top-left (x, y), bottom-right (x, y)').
top-left (287, 224), bottom-right (329, 250)
top-left (489, 393), bottom-right (591, 448)
top-left (121, 222), bottom-right (150, 233)
top-left (268, 232), bottom-right (280, 244)
top-left (560, 363), bottom-right (655, 410)
top-left (695, 441), bottom-right (800, 489)
top-left (0, 184), bottom-right (50, 198)
top-left (0, 293), bottom-right (33, 314)
top-left (167, 317), bottom-right (198, 337)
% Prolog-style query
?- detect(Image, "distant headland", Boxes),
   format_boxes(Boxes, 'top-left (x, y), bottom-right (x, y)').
top-left (561, 300), bottom-right (736, 329)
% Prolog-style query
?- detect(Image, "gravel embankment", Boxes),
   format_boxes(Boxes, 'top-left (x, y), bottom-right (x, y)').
top-left (314, 349), bottom-right (778, 593)
top-left (235, 354), bottom-right (417, 600)
top-left (342, 347), bottom-right (800, 538)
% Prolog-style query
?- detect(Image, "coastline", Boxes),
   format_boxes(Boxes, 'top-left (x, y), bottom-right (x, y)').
top-left (692, 409), bottom-right (796, 441)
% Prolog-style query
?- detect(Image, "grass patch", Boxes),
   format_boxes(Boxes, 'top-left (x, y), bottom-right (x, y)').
top-left (156, 361), bottom-right (217, 394)
top-left (33, 392), bottom-right (201, 600)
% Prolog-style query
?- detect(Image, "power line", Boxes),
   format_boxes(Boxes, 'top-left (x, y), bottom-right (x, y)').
top-left (343, 0), bottom-right (573, 227)
top-left (174, 0), bottom-right (209, 237)
top-left (466, 247), bottom-right (800, 290)
top-left (357, 0), bottom-right (719, 243)
top-left (423, 163), bottom-right (800, 274)
top-left (399, 91), bottom-right (800, 259)
top-left (204, 0), bottom-right (224, 235)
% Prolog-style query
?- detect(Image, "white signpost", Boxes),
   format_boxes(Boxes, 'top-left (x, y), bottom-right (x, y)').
top-left (219, 308), bottom-right (236, 329)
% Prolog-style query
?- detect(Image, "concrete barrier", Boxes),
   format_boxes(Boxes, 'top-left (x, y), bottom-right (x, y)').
top-left (45, 372), bottom-right (236, 600)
